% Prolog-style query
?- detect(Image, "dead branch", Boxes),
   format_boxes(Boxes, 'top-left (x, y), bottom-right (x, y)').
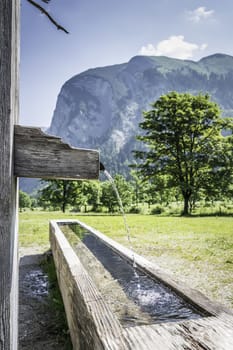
top-left (26, 0), bottom-right (69, 34)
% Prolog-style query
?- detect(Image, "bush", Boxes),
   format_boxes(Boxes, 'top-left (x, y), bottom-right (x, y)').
top-left (168, 208), bottom-right (182, 216)
top-left (129, 206), bottom-right (142, 214)
top-left (93, 206), bottom-right (106, 213)
top-left (151, 205), bottom-right (165, 215)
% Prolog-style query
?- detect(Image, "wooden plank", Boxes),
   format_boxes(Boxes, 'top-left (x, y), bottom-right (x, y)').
top-left (0, 0), bottom-right (19, 349)
top-left (14, 125), bottom-right (100, 180)
top-left (124, 314), bottom-right (233, 349)
top-left (50, 221), bottom-right (129, 349)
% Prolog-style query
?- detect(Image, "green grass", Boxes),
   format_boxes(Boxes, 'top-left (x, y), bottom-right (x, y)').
top-left (19, 211), bottom-right (233, 308)
top-left (19, 210), bottom-right (77, 247)
top-left (19, 211), bottom-right (233, 269)
top-left (40, 253), bottom-right (72, 349)
top-left (75, 215), bottom-right (231, 252)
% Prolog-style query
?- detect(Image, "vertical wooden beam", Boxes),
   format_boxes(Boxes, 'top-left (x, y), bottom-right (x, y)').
top-left (0, 0), bottom-right (19, 349)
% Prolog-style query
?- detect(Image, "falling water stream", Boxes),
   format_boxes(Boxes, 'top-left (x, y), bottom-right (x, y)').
top-left (103, 170), bottom-right (131, 245)
top-left (103, 170), bottom-right (140, 283)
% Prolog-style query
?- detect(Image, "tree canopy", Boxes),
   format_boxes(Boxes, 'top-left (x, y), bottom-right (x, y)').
top-left (38, 180), bottom-right (79, 212)
top-left (134, 91), bottom-right (233, 215)
top-left (19, 190), bottom-right (32, 210)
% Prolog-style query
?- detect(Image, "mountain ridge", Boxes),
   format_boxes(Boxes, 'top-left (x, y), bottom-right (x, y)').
top-left (48, 53), bottom-right (233, 176)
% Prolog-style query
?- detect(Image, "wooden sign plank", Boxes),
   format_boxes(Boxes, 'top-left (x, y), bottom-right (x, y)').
top-left (14, 125), bottom-right (100, 180)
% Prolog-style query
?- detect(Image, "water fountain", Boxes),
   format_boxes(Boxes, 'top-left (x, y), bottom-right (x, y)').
top-left (49, 166), bottom-right (233, 349)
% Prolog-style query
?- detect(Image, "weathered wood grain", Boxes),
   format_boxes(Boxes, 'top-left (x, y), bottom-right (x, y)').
top-left (0, 1), bottom-right (19, 349)
top-left (50, 221), bottom-right (128, 350)
top-left (51, 219), bottom-right (233, 349)
top-left (124, 313), bottom-right (233, 349)
top-left (14, 125), bottom-right (100, 180)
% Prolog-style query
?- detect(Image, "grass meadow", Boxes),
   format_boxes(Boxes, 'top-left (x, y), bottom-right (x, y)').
top-left (19, 211), bottom-right (233, 309)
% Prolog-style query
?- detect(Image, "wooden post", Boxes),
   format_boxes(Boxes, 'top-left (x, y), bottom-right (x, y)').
top-left (0, 0), bottom-right (19, 349)
top-left (1, 2), bottom-right (100, 348)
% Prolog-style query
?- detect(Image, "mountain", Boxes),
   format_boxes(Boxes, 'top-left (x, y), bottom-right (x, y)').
top-left (19, 178), bottom-right (42, 195)
top-left (48, 53), bottom-right (233, 176)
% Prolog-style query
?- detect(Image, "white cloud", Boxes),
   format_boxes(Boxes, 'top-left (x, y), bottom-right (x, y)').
top-left (188, 6), bottom-right (214, 23)
top-left (200, 43), bottom-right (208, 51)
top-left (139, 35), bottom-right (207, 60)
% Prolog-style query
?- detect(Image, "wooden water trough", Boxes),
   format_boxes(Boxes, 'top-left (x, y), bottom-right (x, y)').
top-left (50, 219), bottom-right (233, 350)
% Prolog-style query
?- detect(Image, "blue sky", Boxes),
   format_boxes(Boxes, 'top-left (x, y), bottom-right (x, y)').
top-left (20, 0), bottom-right (232, 127)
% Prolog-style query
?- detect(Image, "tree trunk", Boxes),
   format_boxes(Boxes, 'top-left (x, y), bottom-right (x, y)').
top-left (182, 194), bottom-right (190, 216)
top-left (62, 181), bottom-right (67, 213)
top-left (62, 202), bottom-right (66, 213)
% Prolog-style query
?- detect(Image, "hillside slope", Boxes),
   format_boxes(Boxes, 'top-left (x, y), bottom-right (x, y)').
top-left (48, 53), bottom-right (233, 176)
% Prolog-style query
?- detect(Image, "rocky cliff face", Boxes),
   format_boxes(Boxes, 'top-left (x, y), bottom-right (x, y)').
top-left (48, 53), bottom-right (233, 176)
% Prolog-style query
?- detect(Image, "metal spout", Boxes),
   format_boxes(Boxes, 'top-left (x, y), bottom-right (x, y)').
top-left (100, 162), bottom-right (105, 171)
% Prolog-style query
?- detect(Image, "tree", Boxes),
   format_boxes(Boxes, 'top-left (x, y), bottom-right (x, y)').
top-left (134, 92), bottom-right (233, 215)
top-left (38, 180), bottom-right (102, 213)
top-left (130, 170), bottom-right (146, 207)
top-left (130, 172), bottom-right (159, 208)
top-left (75, 181), bottom-right (102, 212)
top-left (19, 190), bottom-right (32, 210)
top-left (101, 174), bottom-right (133, 213)
top-left (83, 181), bottom-right (102, 212)
top-left (38, 180), bottom-right (80, 212)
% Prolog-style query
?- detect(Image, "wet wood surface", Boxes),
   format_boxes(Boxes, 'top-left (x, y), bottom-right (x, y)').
top-left (50, 220), bottom-right (233, 349)
top-left (14, 125), bottom-right (100, 180)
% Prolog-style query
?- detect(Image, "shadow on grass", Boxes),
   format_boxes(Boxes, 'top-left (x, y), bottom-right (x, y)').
top-left (192, 211), bottom-right (233, 217)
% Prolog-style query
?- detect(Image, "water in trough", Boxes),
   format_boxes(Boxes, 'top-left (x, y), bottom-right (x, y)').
top-left (61, 223), bottom-right (204, 328)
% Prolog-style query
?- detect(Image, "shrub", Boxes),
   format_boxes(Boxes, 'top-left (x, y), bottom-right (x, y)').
top-left (129, 206), bottom-right (142, 214)
top-left (151, 205), bottom-right (165, 215)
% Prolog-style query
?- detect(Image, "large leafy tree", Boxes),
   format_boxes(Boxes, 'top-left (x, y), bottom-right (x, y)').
top-left (38, 180), bottom-right (80, 212)
top-left (77, 181), bottom-right (102, 212)
top-left (134, 92), bottom-right (233, 215)
top-left (38, 180), bottom-right (102, 213)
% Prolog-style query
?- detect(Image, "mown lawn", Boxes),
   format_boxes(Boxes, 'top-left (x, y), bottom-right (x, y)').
top-left (19, 211), bottom-right (233, 308)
